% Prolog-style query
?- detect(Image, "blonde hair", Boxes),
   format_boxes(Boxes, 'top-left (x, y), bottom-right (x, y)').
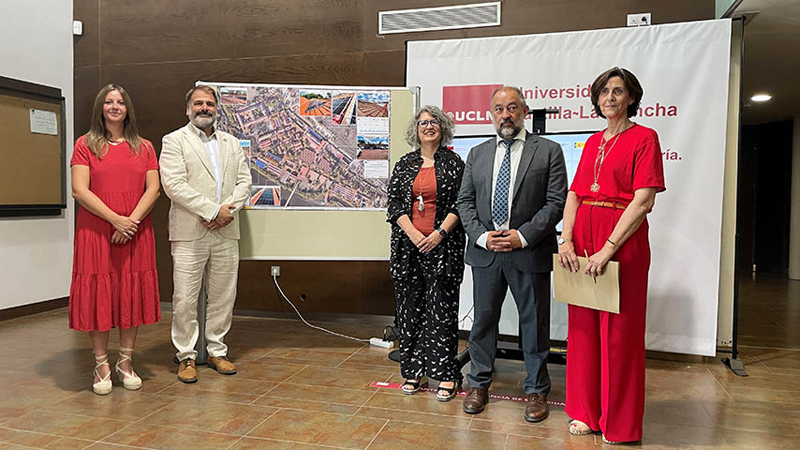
top-left (84, 84), bottom-right (144, 158)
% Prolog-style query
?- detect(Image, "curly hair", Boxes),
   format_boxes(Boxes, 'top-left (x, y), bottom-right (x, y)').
top-left (404, 105), bottom-right (455, 149)
top-left (590, 67), bottom-right (643, 118)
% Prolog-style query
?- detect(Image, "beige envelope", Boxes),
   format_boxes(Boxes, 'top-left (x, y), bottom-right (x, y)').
top-left (552, 255), bottom-right (620, 314)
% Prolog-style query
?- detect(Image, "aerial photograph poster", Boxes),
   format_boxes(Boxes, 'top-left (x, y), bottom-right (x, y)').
top-left (211, 83), bottom-right (391, 209)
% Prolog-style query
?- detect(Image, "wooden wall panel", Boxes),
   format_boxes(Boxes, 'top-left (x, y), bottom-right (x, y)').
top-left (73, 66), bottom-right (100, 137)
top-left (235, 261), bottom-right (393, 316)
top-left (97, 0), bottom-right (363, 65)
top-left (362, 50), bottom-right (405, 87)
top-left (73, 0), bottom-right (99, 68)
top-left (74, 0), bottom-right (714, 317)
top-left (360, 260), bottom-right (396, 314)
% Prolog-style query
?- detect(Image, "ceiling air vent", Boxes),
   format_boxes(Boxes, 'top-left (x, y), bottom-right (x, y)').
top-left (379, 1), bottom-right (501, 35)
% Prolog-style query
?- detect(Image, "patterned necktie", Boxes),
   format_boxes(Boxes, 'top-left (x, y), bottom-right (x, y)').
top-left (492, 139), bottom-right (514, 226)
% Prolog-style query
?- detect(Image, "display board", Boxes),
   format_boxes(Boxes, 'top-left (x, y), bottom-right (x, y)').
top-left (409, 20), bottom-right (733, 356)
top-left (197, 83), bottom-right (413, 259)
top-left (0, 76), bottom-right (65, 215)
top-left (206, 82), bottom-right (393, 210)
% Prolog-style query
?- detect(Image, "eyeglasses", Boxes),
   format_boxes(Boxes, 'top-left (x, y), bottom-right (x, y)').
top-left (416, 119), bottom-right (441, 128)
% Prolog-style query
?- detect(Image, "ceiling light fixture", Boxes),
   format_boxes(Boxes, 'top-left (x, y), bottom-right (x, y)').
top-left (751, 93), bottom-right (772, 102)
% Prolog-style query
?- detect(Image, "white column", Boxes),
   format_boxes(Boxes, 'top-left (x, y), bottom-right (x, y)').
top-left (790, 116), bottom-right (800, 279)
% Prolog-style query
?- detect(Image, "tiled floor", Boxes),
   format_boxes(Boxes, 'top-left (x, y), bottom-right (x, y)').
top-left (1, 275), bottom-right (799, 449)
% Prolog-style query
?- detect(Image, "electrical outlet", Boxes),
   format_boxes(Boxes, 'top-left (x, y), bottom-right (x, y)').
top-left (271, 266), bottom-right (280, 277)
top-left (627, 13), bottom-right (651, 27)
top-left (73, 20), bottom-right (83, 36)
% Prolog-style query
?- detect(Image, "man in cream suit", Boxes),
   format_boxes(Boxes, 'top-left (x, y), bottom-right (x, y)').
top-left (458, 86), bottom-right (567, 421)
top-left (160, 85), bottom-right (252, 383)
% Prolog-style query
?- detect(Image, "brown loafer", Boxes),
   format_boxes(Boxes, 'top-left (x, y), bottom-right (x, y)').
top-left (463, 387), bottom-right (489, 414)
top-left (524, 393), bottom-right (549, 422)
top-left (177, 358), bottom-right (197, 383)
top-left (208, 356), bottom-right (237, 375)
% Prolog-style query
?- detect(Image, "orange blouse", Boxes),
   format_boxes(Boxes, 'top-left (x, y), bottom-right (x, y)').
top-left (411, 166), bottom-right (437, 235)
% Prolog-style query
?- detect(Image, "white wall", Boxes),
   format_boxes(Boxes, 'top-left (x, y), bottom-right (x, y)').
top-left (0, 1), bottom-right (74, 309)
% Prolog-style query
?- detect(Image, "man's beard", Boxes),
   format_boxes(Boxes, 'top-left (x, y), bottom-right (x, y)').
top-left (191, 112), bottom-right (215, 128)
top-left (496, 119), bottom-right (520, 139)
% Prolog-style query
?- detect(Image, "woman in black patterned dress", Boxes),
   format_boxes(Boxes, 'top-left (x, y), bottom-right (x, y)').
top-left (387, 105), bottom-right (466, 402)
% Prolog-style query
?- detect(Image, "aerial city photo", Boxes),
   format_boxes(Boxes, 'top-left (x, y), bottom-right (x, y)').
top-left (213, 85), bottom-right (390, 209)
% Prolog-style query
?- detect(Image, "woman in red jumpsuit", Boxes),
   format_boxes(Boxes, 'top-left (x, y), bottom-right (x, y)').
top-left (558, 67), bottom-right (665, 444)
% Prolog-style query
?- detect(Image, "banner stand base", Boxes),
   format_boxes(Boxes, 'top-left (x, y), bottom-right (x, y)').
top-left (722, 357), bottom-right (748, 377)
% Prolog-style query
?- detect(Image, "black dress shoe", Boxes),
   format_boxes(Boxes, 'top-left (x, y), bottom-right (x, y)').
top-left (463, 387), bottom-right (489, 414)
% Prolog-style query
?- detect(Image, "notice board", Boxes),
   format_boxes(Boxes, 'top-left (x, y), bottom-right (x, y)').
top-left (0, 76), bottom-right (66, 216)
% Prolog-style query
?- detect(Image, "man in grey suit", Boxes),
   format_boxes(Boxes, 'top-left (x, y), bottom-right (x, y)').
top-left (458, 86), bottom-right (567, 422)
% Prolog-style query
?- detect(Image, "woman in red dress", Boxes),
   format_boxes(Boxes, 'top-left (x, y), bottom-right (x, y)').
top-left (558, 67), bottom-right (665, 444)
top-left (70, 84), bottom-right (161, 395)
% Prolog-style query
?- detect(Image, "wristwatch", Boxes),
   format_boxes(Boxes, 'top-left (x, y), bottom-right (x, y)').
top-left (557, 236), bottom-right (569, 246)
top-left (436, 227), bottom-right (448, 238)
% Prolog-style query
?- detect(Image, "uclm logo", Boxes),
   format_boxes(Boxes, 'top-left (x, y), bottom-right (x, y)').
top-left (442, 84), bottom-right (503, 124)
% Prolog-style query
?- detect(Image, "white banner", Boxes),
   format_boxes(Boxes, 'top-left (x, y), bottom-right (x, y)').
top-left (407, 19), bottom-right (732, 356)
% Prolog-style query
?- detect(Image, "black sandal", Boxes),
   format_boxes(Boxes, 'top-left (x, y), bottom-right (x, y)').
top-left (436, 381), bottom-right (460, 402)
top-left (402, 379), bottom-right (423, 395)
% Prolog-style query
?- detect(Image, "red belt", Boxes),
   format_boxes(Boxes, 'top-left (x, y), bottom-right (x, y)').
top-left (581, 199), bottom-right (627, 210)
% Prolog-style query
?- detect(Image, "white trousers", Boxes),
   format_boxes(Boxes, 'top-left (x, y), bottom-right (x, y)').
top-left (170, 231), bottom-right (239, 361)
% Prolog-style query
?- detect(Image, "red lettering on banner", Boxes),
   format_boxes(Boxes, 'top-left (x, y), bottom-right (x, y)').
top-left (637, 103), bottom-right (678, 118)
top-left (442, 84), bottom-right (503, 124)
top-left (443, 84), bottom-right (679, 123)
top-left (537, 87), bottom-right (547, 99)
top-left (580, 105), bottom-right (597, 119)
top-left (661, 148), bottom-right (682, 161)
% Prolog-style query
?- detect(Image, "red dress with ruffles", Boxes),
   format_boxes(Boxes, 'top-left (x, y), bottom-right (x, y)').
top-left (69, 136), bottom-right (160, 331)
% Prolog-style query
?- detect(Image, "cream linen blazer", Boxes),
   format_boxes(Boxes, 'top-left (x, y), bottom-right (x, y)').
top-left (160, 123), bottom-right (252, 241)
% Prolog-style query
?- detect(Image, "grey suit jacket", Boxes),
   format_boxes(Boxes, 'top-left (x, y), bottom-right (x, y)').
top-left (457, 131), bottom-right (567, 273)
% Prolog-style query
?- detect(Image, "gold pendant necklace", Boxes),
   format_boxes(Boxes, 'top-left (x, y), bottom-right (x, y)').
top-left (591, 124), bottom-right (630, 192)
